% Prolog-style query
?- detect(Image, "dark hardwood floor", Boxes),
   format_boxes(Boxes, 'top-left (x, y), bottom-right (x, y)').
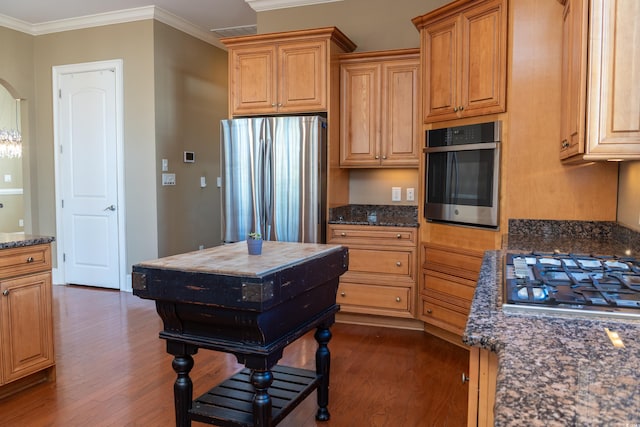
top-left (0, 285), bottom-right (469, 426)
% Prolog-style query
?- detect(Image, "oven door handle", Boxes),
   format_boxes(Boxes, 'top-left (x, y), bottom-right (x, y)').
top-left (424, 142), bottom-right (499, 153)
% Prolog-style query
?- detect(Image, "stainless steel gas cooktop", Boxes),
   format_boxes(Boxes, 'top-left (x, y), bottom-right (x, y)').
top-left (503, 252), bottom-right (640, 319)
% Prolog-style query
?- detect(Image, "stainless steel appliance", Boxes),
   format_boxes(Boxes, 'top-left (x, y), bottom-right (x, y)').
top-left (221, 115), bottom-right (326, 243)
top-left (424, 121), bottom-right (500, 228)
top-left (503, 252), bottom-right (640, 319)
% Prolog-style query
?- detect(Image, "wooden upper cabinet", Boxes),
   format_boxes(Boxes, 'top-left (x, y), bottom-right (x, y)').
top-left (413, 0), bottom-right (507, 123)
top-left (562, 0), bottom-right (640, 162)
top-left (339, 49), bottom-right (420, 167)
top-left (223, 27), bottom-right (356, 117)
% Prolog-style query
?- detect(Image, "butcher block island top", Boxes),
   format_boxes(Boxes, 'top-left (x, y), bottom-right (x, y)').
top-left (134, 240), bottom-right (345, 277)
top-left (132, 241), bottom-right (349, 427)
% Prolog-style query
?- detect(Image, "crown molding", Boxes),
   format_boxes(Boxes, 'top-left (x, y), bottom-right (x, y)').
top-left (0, 6), bottom-right (224, 49)
top-left (245, 0), bottom-right (343, 12)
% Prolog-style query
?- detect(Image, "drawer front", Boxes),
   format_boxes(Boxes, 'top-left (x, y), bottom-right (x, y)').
top-left (422, 270), bottom-right (476, 302)
top-left (421, 296), bottom-right (469, 334)
top-left (423, 244), bottom-right (483, 280)
top-left (328, 225), bottom-right (416, 246)
top-left (338, 282), bottom-right (410, 311)
top-left (349, 248), bottom-right (411, 276)
top-left (0, 245), bottom-right (52, 279)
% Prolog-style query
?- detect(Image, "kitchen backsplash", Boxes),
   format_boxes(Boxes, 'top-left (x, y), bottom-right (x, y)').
top-left (329, 204), bottom-right (418, 227)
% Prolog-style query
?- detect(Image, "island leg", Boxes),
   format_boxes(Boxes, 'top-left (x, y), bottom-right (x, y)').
top-left (314, 325), bottom-right (332, 421)
top-left (167, 341), bottom-right (198, 427)
top-left (250, 369), bottom-right (274, 427)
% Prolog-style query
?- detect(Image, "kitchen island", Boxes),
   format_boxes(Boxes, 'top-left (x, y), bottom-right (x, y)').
top-left (132, 241), bottom-right (348, 427)
top-left (464, 220), bottom-right (640, 426)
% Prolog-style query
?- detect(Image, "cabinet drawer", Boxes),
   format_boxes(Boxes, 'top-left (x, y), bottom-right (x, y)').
top-left (348, 248), bottom-right (411, 276)
top-left (0, 245), bottom-right (52, 280)
top-left (328, 225), bottom-right (416, 246)
top-left (338, 282), bottom-right (410, 311)
top-left (421, 296), bottom-right (469, 334)
top-left (422, 270), bottom-right (476, 302)
top-left (423, 244), bottom-right (483, 280)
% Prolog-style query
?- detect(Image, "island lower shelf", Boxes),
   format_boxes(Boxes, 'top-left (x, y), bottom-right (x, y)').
top-left (190, 365), bottom-right (320, 427)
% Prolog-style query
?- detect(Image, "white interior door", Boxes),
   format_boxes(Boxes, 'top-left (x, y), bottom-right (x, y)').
top-left (54, 62), bottom-right (123, 289)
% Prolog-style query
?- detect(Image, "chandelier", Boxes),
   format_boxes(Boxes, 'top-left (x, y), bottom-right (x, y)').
top-left (0, 98), bottom-right (21, 159)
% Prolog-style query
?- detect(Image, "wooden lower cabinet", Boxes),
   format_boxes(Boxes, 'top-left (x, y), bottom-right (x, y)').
top-left (467, 347), bottom-right (497, 427)
top-left (420, 243), bottom-right (484, 335)
top-left (0, 243), bottom-right (55, 398)
top-left (327, 224), bottom-right (416, 318)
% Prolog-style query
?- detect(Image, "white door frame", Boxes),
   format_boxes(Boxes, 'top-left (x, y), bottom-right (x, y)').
top-left (52, 59), bottom-right (127, 291)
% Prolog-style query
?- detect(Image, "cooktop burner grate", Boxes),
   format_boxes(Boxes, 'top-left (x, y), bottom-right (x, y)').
top-left (503, 252), bottom-right (640, 318)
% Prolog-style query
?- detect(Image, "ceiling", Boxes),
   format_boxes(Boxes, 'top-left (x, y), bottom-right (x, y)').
top-left (0, 0), bottom-right (340, 48)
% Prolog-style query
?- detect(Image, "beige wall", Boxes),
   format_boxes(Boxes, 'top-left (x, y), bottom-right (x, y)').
top-left (0, 27), bottom-right (35, 233)
top-left (258, 0), bottom-right (448, 51)
top-left (32, 21), bottom-right (159, 271)
top-left (618, 161), bottom-right (640, 231)
top-left (153, 22), bottom-right (228, 255)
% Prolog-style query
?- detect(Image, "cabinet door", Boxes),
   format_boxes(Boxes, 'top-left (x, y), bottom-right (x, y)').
top-left (460, 0), bottom-right (507, 117)
top-left (559, 0), bottom-right (588, 159)
top-left (278, 40), bottom-right (327, 113)
top-left (381, 60), bottom-right (420, 166)
top-left (229, 45), bottom-right (278, 116)
top-left (0, 272), bottom-right (54, 384)
top-left (339, 62), bottom-right (381, 166)
top-left (585, 0), bottom-right (640, 158)
top-left (422, 15), bottom-right (460, 122)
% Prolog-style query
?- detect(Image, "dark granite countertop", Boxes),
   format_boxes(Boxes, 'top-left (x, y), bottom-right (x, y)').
top-left (328, 204), bottom-right (418, 227)
top-left (464, 220), bottom-right (640, 426)
top-left (0, 233), bottom-right (55, 249)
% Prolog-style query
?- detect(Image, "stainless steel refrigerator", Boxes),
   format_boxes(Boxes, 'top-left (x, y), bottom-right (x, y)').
top-left (220, 115), bottom-right (327, 243)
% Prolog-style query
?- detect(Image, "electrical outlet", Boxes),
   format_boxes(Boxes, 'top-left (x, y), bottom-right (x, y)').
top-left (406, 188), bottom-right (415, 201)
top-left (392, 187), bottom-right (401, 202)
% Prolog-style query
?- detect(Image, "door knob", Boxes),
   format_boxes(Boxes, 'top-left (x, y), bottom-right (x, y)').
top-left (104, 205), bottom-right (116, 211)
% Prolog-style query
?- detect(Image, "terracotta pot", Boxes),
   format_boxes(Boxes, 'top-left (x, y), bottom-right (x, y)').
top-left (247, 239), bottom-right (263, 255)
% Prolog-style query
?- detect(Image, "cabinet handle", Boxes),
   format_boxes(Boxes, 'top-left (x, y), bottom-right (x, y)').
top-left (2, 290), bottom-right (8, 296)
top-left (375, 155), bottom-right (379, 159)
top-left (453, 106), bottom-right (458, 112)
top-left (340, 292), bottom-right (346, 297)
top-left (458, 105), bottom-right (464, 111)
top-left (426, 309), bottom-right (433, 314)
top-left (396, 234), bottom-right (401, 239)
top-left (462, 373), bottom-right (470, 384)
top-left (396, 261), bottom-right (401, 267)
top-left (382, 155), bottom-right (387, 160)
top-left (26, 256), bottom-right (34, 263)
top-left (271, 103), bottom-right (277, 107)
top-left (561, 139), bottom-right (569, 149)
top-left (340, 232), bottom-right (346, 237)
top-left (395, 296), bottom-right (401, 302)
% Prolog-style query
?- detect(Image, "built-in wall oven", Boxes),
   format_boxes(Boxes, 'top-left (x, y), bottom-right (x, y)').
top-left (424, 121), bottom-right (501, 228)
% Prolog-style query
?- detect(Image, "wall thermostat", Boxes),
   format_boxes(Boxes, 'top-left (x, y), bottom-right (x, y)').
top-left (184, 151), bottom-right (195, 163)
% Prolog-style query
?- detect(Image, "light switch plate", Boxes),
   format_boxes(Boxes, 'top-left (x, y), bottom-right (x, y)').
top-left (392, 187), bottom-right (401, 202)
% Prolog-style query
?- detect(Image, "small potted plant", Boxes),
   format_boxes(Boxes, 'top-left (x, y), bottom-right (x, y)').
top-left (247, 232), bottom-right (263, 255)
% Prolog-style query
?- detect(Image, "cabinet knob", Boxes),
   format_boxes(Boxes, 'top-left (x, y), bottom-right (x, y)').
top-left (375, 155), bottom-right (379, 159)
top-left (395, 296), bottom-right (401, 302)
top-left (340, 292), bottom-right (346, 297)
top-left (396, 234), bottom-right (401, 239)
top-left (26, 256), bottom-right (34, 263)
top-left (561, 139), bottom-right (569, 149)
top-left (396, 261), bottom-right (402, 267)
top-left (426, 309), bottom-right (433, 314)
top-left (340, 232), bottom-right (346, 237)
top-left (462, 373), bottom-right (470, 384)
top-left (458, 105), bottom-right (464, 111)
top-left (2, 290), bottom-right (8, 296)
top-left (382, 155), bottom-right (387, 160)
top-left (271, 103), bottom-right (277, 107)
top-left (453, 106), bottom-right (458, 112)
